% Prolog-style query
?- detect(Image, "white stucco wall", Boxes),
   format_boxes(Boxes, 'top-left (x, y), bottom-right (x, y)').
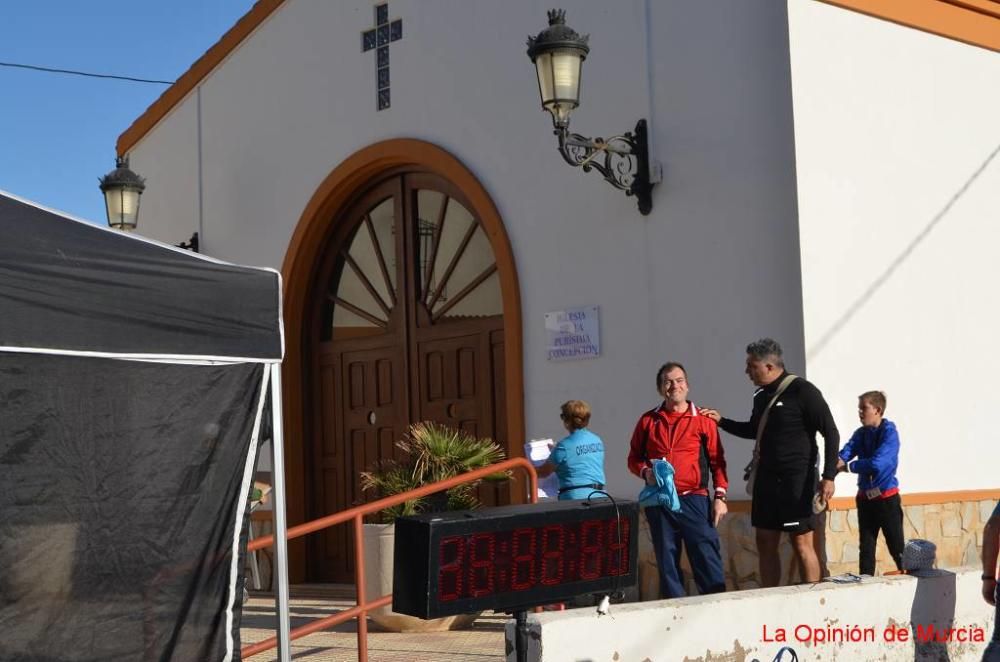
top-left (505, 569), bottom-right (995, 661)
top-left (788, 2), bottom-right (1000, 494)
top-left (126, 0), bottom-right (804, 499)
top-left (129, 93), bottom-right (201, 247)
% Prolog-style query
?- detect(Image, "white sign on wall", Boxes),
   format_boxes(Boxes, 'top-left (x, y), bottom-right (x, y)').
top-left (545, 305), bottom-right (600, 361)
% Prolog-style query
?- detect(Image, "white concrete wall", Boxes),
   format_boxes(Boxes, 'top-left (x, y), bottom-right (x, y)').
top-left (127, 0), bottom-right (804, 499)
top-left (507, 569), bottom-right (995, 661)
top-left (788, 2), bottom-right (1000, 494)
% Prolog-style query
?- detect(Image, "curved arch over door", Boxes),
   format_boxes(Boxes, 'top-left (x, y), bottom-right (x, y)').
top-left (280, 140), bottom-right (524, 581)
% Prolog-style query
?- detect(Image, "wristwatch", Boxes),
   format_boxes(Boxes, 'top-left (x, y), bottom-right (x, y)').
top-left (714, 493), bottom-right (727, 502)
top-left (983, 574), bottom-right (996, 581)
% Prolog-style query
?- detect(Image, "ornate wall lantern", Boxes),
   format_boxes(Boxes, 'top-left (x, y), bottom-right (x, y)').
top-left (527, 9), bottom-right (655, 215)
top-left (99, 156), bottom-right (145, 232)
top-left (98, 157), bottom-right (199, 252)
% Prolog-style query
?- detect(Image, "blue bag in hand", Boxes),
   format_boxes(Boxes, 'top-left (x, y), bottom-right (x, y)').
top-left (637, 459), bottom-right (681, 512)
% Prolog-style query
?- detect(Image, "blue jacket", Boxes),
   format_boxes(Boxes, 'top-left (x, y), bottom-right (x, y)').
top-left (638, 459), bottom-right (681, 512)
top-left (838, 419), bottom-right (900, 494)
top-left (550, 428), bottom-right (606, 501)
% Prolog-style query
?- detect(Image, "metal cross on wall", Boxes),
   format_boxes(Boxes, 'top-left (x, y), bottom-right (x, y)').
top-left (361, 3), bottom-right (403, 111)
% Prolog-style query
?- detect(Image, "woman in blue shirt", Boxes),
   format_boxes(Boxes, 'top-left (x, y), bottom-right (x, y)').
top-left (537, 400), bottom-right (606, 500)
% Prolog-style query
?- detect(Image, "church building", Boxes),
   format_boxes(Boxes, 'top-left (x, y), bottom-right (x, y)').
top-left (115, 0), bottom-right (1000, 585)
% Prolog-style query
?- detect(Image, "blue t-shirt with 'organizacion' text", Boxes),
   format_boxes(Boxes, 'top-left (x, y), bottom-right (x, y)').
top-left (550, 428), bottom-right (606, 501)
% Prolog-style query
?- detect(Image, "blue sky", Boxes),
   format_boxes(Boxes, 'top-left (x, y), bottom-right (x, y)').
top-left (0, 1), bottom-right (253, 224)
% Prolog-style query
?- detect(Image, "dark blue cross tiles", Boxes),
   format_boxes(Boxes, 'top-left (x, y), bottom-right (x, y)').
top-left (362, 3), bottom-right (403, 111)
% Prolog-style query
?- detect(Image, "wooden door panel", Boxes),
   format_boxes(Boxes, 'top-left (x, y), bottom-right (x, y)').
top-left (416, 334), bottom-right (486, 428)
top-left (341, 345), bottom-right (406, 497)
top-left (312, 343), bottom-right (404, 582)
top-left (376, 358), bottom-right (393, 406)
top-left (318, 466), bottom-right (347, 579)
top-left (307, 172), bottom-right (512, 583)
top-left (313, 351), bottom-right (347, 580)
top-left (415, 327), bottom-right (505, 508)
top-left (457, 347), bottom-right (476, 398)
top-left (490, 329), bottom-right (507, 444)
top-left (425, 352), bottom-right (444, 401)
top-left (480, 329), bottom-right (508, 507)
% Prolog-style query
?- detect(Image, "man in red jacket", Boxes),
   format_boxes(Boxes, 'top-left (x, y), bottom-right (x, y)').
top-left (628, 362), bottom-right (729, 598)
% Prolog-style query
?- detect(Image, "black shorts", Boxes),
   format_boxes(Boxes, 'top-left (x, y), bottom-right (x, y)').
top-left (751, 465), bottom-right (816, 533)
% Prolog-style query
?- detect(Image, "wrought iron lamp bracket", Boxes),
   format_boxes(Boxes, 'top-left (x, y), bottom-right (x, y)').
top-left (555, 118), bottom-right (653, 215)
top-left (177, 232), bottom-right (200, 253)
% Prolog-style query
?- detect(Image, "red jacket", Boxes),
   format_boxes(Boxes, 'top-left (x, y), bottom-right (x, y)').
top-left (627, 402), bottom-right (728, 496)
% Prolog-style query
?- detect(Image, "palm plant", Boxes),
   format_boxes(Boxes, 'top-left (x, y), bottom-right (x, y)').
top-left (360, 422), bottom-right (508, 523)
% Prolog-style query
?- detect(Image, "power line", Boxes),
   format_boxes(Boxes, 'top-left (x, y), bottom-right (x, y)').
top-left (0, 60), bottom-right (173, 85)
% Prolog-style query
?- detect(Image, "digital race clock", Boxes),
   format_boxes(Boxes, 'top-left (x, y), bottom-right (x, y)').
top-left (392, 498), bottom-right (638, 618)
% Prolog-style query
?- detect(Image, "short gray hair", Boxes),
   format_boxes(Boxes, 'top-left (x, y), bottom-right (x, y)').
top-left (746, 338), bottom-right (784, 367)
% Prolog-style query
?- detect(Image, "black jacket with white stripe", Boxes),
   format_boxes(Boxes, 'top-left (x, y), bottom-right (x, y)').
top-left (719, 371), bottom-right (840, 480)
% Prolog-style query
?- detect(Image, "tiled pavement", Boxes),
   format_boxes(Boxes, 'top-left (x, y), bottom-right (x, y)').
top-left (240, 594), bottom-right (508, 661)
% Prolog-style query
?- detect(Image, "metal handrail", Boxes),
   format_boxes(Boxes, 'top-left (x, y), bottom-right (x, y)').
top-left (241, 457), bottom-right (539, 660)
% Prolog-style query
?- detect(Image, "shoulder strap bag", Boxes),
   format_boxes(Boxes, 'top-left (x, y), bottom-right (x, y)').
top-left (743, 374), bottom-right (797, 494)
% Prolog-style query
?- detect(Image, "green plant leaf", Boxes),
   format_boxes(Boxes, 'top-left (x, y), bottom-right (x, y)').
top-left (360, 422), bottom-right (510, 521)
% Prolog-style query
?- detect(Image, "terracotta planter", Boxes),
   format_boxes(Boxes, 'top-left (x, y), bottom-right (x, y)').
top-left (363, 522), bottom-right (478, 632)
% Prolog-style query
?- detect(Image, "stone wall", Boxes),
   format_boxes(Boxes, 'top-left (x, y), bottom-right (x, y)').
top-left (637, 498), bottom-right (996, 599)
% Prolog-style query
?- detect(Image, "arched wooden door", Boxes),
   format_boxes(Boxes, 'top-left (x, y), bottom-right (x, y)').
top-left (308, 171), bottom-right (509, 582)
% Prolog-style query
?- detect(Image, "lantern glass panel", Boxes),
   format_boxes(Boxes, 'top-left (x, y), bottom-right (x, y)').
top-left (104, 187), bottom-right (141, 231)
top-left (551, 51), bottom-right (581, 104)
top-left (534, 52), bottom-right (555, 105)
top-left (534, 49), bottom-right (582, 127)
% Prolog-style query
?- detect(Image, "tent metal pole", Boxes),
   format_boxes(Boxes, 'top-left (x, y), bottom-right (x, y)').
top-left (269, 362), bottom-right (291, 662)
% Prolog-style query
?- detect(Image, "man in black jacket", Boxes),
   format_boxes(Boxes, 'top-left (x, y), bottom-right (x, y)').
top-left (703, 338), bottom-right (838, 587)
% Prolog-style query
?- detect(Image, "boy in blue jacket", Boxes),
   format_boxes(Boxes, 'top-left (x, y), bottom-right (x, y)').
top-left (837, 390), bottom-right (904, 575)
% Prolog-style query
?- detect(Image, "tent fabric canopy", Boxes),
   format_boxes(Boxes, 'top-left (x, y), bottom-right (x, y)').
top-left (0, 192), bottom-right (282, 360)
top-left (0, 191), bottom-right (284, 661)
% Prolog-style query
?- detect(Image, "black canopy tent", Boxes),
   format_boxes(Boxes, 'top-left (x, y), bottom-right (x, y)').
top-left (0, 191), bottom-right (291, 660)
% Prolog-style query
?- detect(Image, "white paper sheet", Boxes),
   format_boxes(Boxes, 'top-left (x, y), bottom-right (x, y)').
top-left (524, 438), bottom-right (560, 499)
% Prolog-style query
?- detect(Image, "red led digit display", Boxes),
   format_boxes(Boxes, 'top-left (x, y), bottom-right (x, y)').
top-left (468, 532), bottom-right (495, 597)
top-left (510, 527), bottom-right (537, 591)
top-left (540, 525), bottom-right (565, 586)
top-left (434, 515), bottom-right (630, 602)
top-left (578, 519), bottom-right (605, 580)
top-left (606, 517), bottom-right (630, 576)
top-left (393, 499), bottom-right (639, 619)
top-left (437, 535), bottom-right (464, 602)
